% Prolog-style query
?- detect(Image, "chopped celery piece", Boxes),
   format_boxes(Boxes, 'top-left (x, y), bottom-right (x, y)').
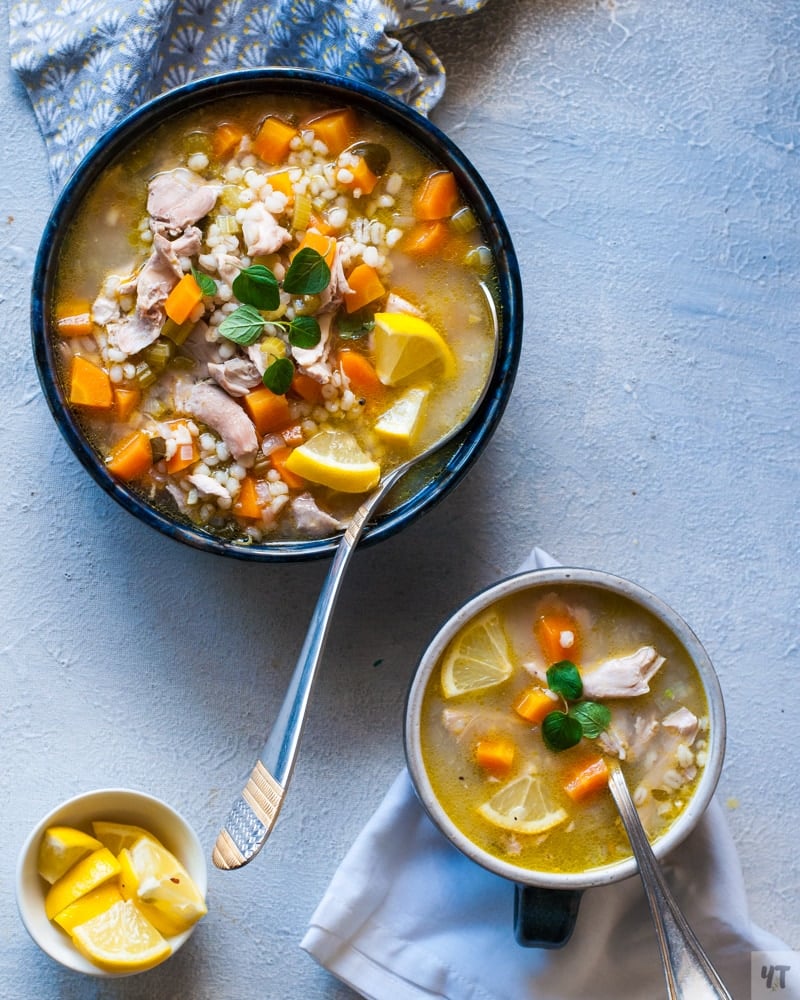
top-left (451, 206), bottom-right (478, 234)
top-left (292, 192), bottom-right (312, 232)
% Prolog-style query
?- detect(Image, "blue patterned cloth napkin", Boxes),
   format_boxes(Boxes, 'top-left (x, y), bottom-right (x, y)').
top-left (8, 0), bottom-right (487, 194)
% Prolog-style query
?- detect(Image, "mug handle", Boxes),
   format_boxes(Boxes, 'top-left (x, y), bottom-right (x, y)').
top-left (513, 884), bottom-right (583, 948)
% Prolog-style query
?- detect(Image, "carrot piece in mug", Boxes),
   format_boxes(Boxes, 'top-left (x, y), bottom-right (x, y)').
top-left (534, 610), bottom-right (581, 665)
top-left (563, 756), bottom-right (609, 802)
top-left (514, 687), bottom-right (557, 725)
top-left (475, 737), bottom-right (516, 778)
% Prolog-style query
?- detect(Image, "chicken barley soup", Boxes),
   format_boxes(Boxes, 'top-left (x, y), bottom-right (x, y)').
top-left (52, 96), bottom-right (497, 543)
top-left (419, 584), bottom-right (710, 874)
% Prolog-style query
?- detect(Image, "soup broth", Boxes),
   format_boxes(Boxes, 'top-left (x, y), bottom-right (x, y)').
top-left (419, 584), bottom-right (710, 875)
top-left (51, 94), bottom-right (497, 544)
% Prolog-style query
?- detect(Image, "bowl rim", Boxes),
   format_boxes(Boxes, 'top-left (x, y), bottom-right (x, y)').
top-left (31, 66), bottom-right (523, 562)
top-left (15, 787), bottom-right (207, 977)
top-left (404, 566), bottom-right (727, 891)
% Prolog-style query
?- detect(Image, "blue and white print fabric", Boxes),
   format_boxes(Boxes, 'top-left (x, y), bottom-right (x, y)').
top-left (9, 0), bottom-right (488, 195)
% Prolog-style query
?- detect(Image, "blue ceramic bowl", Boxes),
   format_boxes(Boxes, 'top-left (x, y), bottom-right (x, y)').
top-left (31, 68), bottom-right (522, 561)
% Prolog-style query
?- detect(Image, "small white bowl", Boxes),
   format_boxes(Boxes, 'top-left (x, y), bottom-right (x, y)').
top-left (16, 788), bottom-right (207, 976)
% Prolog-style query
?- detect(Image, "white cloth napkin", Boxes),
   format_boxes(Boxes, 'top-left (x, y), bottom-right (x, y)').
top-left (302, 547), bottom-right (792, 1000)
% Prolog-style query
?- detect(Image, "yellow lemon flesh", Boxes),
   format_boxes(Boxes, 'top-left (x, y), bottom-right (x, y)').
top-left (374, 386), bottom-right (430, 445)
top-left (372, 312), bottom-right (456, 386)
top-left (440, 610), bottom-right (514, 698)
top-left (37, 825), bottom-right (103, 885)
top-left (477, 775), bottom-right (569, 835)
top-left (44, 847), bottom-right (121, 921)
top-left (284, 429), bottom-right (381, 493)
top-left (118, 836), bottom-right (207, 936)
top-left (53, 882), bottom-right (124, 934)
top-left (90, 820), bottom-right (153, 856)
top-left (71, 899), bottom-right (171, 973)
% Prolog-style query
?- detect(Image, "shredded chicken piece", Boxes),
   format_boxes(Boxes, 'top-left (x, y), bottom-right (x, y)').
top-left (241, 201), bottom-right (291, 256)
top-left (581, 646), bottom-right (666, 699)
top-left (662, 706), bottom-right (699, 744)
top-left (186, 382), bottom-right (258, 464)
top-left (187, 474), bottom-right (231, 501)
top-left (290, 493), bottom-right (342, 536)
top-left (147, 168), bottom-right (219, 233)
top-left (208, 358), bottom-right (262, 397)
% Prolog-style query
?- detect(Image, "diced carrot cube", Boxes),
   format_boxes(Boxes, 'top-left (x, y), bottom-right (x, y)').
top-left (290, 372), bottom-right (324, 404)
top-left (113, 386), bottom-right (141, 422)
top-left (402, 220), bottom-right (448, 257)
top-left (234, 475), bottom-right (263, 519)
top-left (413, 170), bottom-right (460, 220)
top-left (338, 349), bottom-right (383, 398)
top-left (514, 688), bottom-right (557, 725)
top-left (56, 313), bottom-right (94, 338)
top-left (212, 122), bottom-right (245, 160)
top-left (268, 170), bottom-right (295, 202)
top-left (292, 230), bottom-right (336, 268)
top-left (243, 386), bottom-right (291, 435)
top-left (164, 273), bottom-right (203, 325)
top-left (564, 756), bottom-right (610, 802)
top-left (535, 610), bottom-right (581, 665)
top-left (106, 430), bottom-right (153, 481)
top-left (69, 355), bottom-right (113, 410)
top-left (342, 156), bottom-right (377, 195)
top-left (475, 737), bottom-right (516, 778)
top-left (344, 263), bottom-right (385, 313)
top-left (165, 419), bottom-right (198, 474)
top-left (253, 115), bottom-right (298, 164)
top-left (303, 107), bottom-right (357, 155)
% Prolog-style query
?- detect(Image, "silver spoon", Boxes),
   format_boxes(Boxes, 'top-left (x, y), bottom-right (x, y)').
top-left (212, 287), bottom-right (500, 870)
top-left (607, 764), bottom-right (733, 999)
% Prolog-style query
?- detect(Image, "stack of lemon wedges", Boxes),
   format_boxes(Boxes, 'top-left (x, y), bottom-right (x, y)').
top-left (37, 821), bottom-right (206, 973)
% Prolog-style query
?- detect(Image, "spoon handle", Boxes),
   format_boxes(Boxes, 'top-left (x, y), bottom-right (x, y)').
top-left (607, 766), bottom-right (732, 1000)
top-left (211, 466), bottom-right (406, 870)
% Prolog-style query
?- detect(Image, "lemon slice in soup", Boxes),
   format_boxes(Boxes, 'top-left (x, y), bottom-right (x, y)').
top-left (373, 312), bottom-right (456, 386)
top-left (478, 775), bottom-right (569, 835)
top-left (284, 430), bottom-right (381, 493)
top-left (440, 611), bottom-right (514, 697)
top-left (374, 386), bottom-right (430, 444)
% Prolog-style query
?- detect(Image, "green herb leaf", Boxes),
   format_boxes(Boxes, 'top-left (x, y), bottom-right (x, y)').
top-left (263, 357), bottom-right (294, 395)
top-left (218, 305), bottom-right (267, 346)
top-left (569, 701), bottom-right (611, 739)
top-left (233, 264), bottom-right (281, 311)
top-left (337, 308), bottom-right (375, 340)
top-left (546, 661), bottom-right (583, 701)
top-left (283, 247), bottom-right (331, 295)
top-left (542, 711), bottom-right (583, 752)
top-left (192, 268), bottom-right (217, 297)
top-left (287, 315), bottom-right (321, 349)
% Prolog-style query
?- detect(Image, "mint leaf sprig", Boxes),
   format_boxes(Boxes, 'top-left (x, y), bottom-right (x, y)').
top-left (541, 660), bottom-right (611, 752)
top-left (216, 251), bottom-right (332, 391)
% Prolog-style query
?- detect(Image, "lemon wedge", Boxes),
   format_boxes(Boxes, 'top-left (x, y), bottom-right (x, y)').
top-left (284, 429), bottom-right (381, 493)
top-left (477, 775), bottom-right (569, 835)
top-left (373, 312), bottom-right (456, 386)
top-left (440, 610), bottom-right (515, 698)
top-left (374, 386), bottom-right (430, 444)
top-left (37, 825), bottom-right (103, 885)
top-left (53, 882), bottom-right (124, 934)
top-left (44, 847), bottom-right (121, 921)
top-left (118, 836), bottom-right (207, 936)
top-left (71, 899), bottom-right (171, 973)
top-left (90, 820), bottom-right (153, 856)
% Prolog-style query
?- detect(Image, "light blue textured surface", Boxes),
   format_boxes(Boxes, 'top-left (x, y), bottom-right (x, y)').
top-left (1, 1), bottom-right (798, 998)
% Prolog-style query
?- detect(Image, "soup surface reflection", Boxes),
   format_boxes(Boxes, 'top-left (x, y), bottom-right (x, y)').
top-left (420, 584), bottom-right (710, 875)
top-left (52, 94), bottom-right (497, 544)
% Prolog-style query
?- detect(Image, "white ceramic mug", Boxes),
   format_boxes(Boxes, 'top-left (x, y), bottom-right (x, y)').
top-left (404, 567), bottom-right (726, 947)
